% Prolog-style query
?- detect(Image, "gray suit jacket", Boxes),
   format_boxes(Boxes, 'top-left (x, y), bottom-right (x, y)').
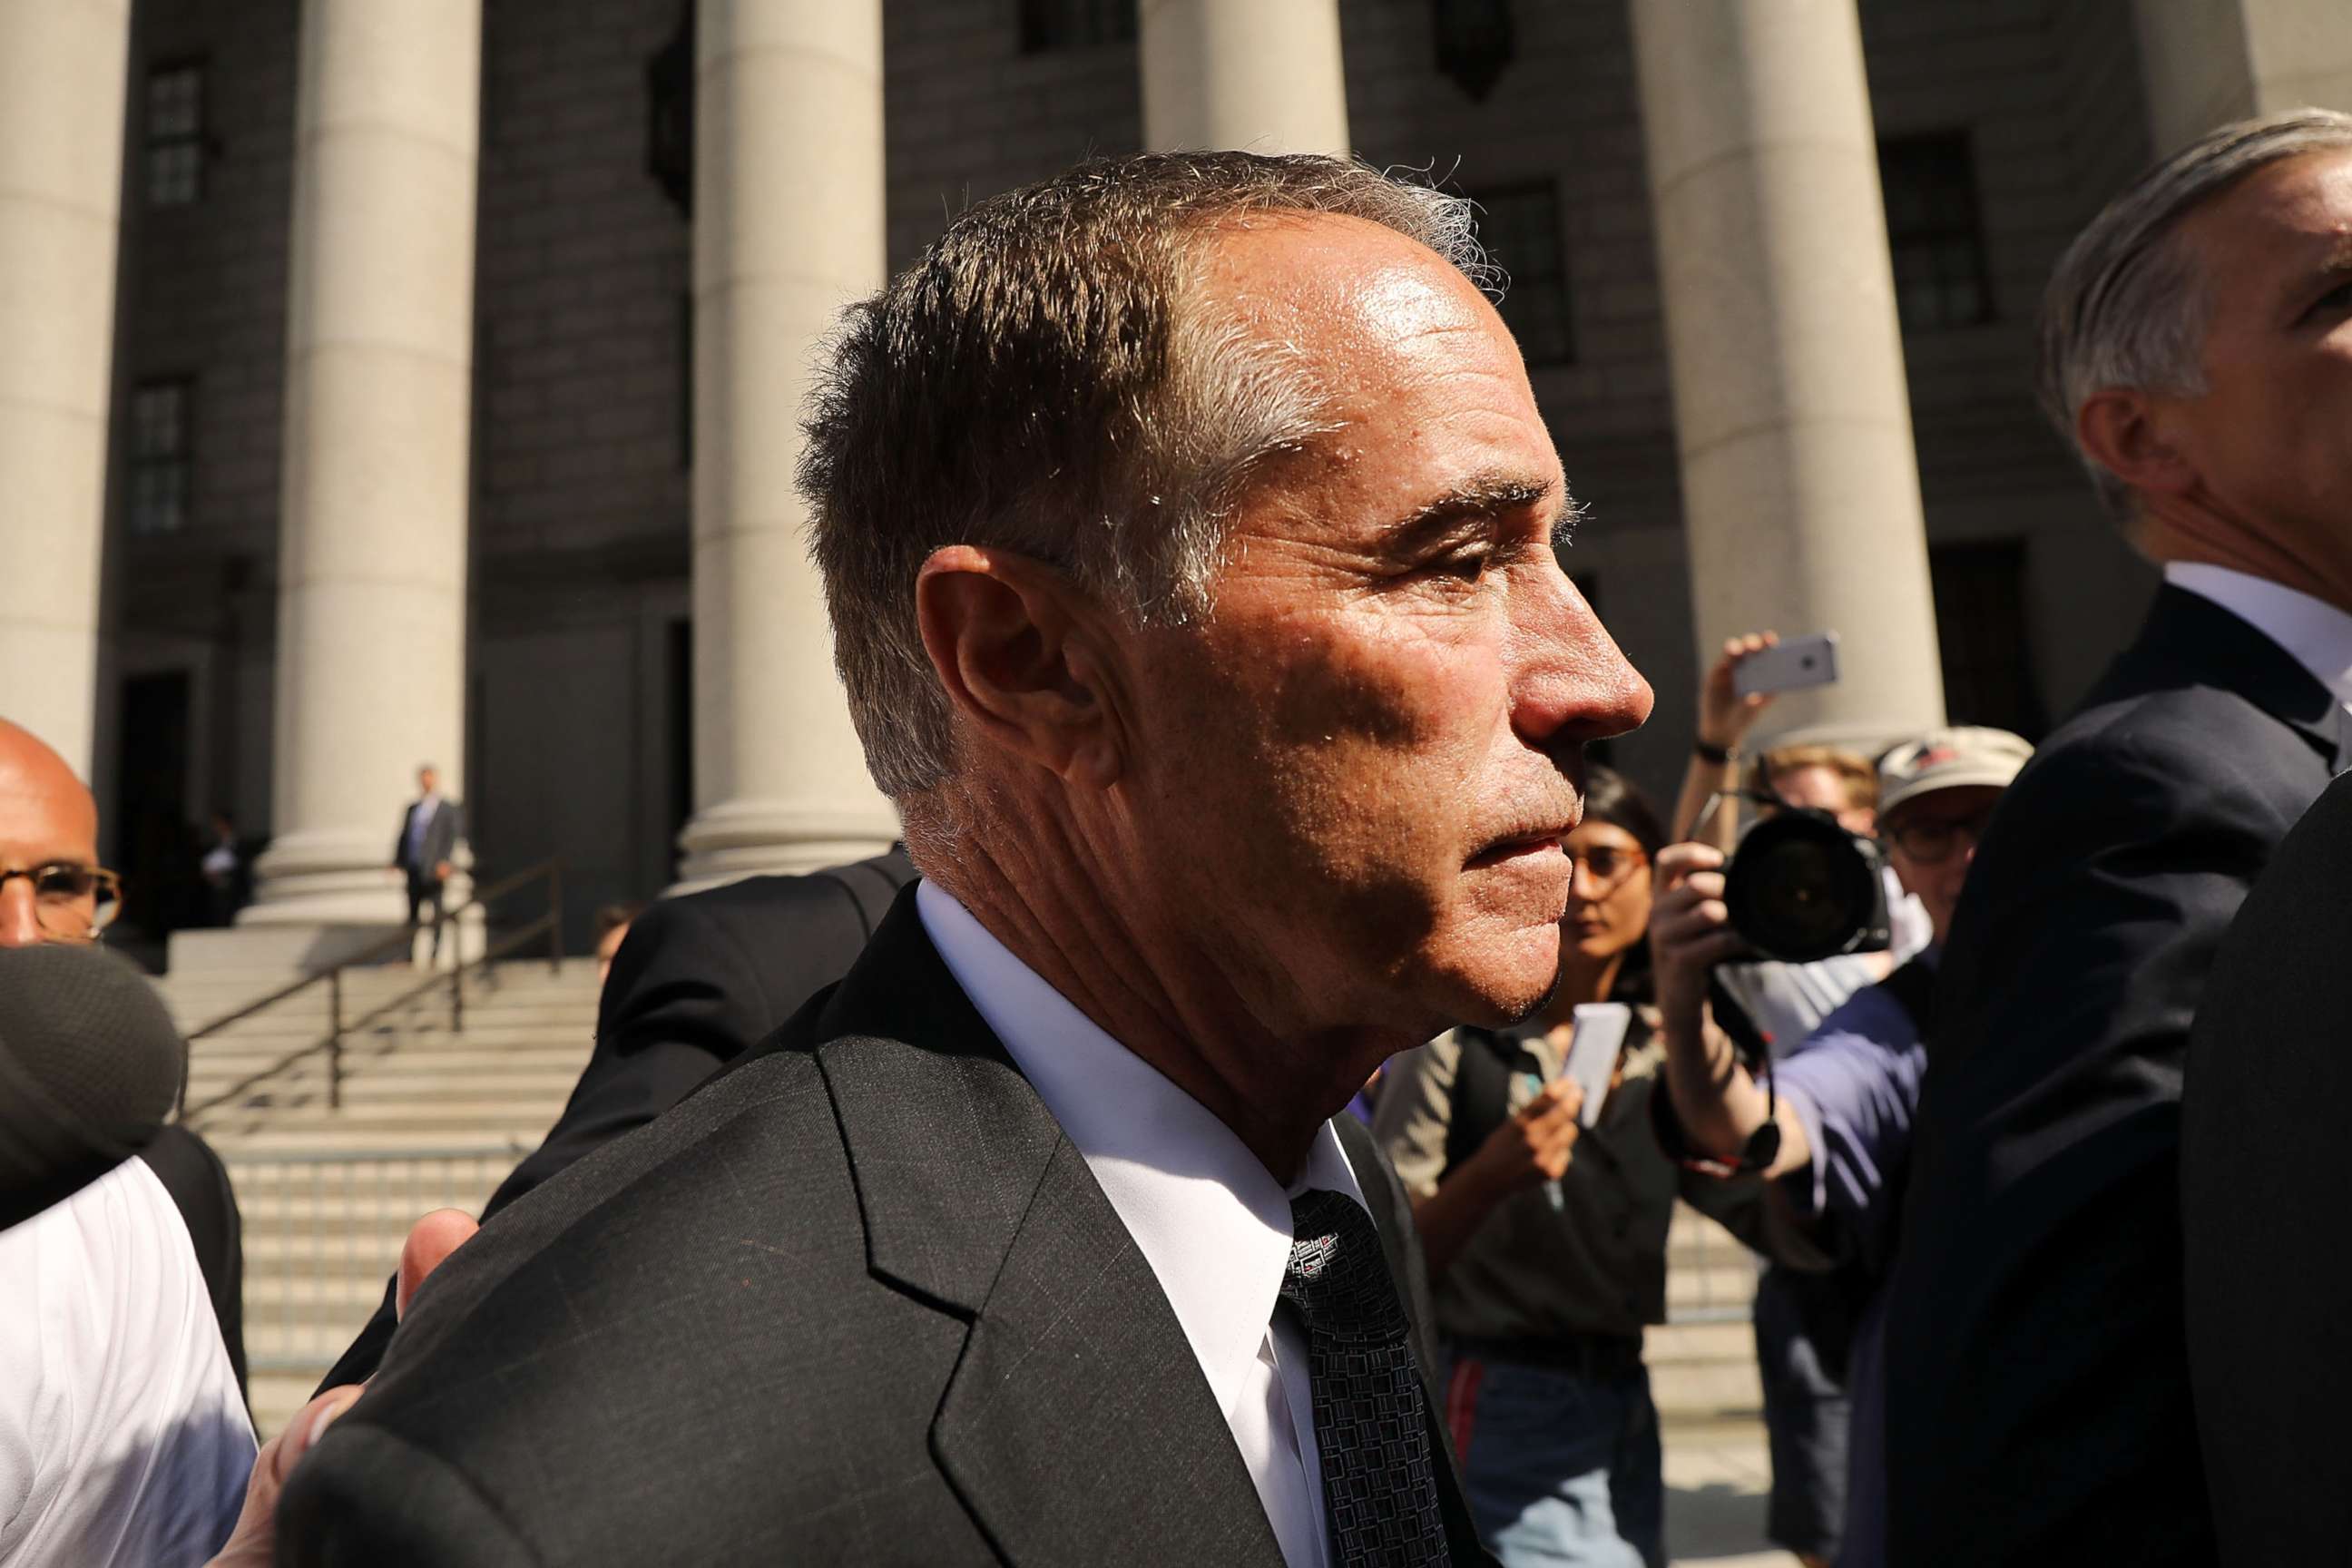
top-left (279, 887), bottom-right (1485, 1565)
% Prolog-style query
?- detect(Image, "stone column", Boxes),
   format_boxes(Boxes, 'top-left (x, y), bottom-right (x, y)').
top-left (0, 1), bottom-right (131, 779)
top-left (1631, 0), bottom-right (1945, 744)
top-left (243, 0), bottom-right (480, 934)
top-left (2134, 0), bottom-right (2352, 155)
top-left (1139, 0), bottom-right (1350, 155)
top-left (674, 0), bottom-right (898, 886)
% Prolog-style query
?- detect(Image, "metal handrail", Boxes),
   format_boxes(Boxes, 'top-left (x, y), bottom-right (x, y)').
top-left (179, 857), bottom-right (566, 1120)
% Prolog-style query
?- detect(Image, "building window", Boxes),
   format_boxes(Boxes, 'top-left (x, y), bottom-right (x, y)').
top-left (145, 62), bottom-right (206, 208)
top-left (1474, 181), bottom-right (1575, 365)
top-left (130, 380), bottom-right (193, 537)
top-left (1018, 0), bottom-right (1135, 54)
top-left (1879, 132), bottom-right (1993, 331)
top-left (1930, 539), bottom-right (2045, 739)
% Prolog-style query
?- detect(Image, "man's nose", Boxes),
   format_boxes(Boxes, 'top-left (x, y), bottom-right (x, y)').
top-left (1512, 569), bottom-right (1654, 746)
top-left (0, 882), bottom-right (44, 948)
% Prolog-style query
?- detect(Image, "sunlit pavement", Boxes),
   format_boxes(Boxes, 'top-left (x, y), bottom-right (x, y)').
top-left (1664, 1420), bottom-right (1799, 1568)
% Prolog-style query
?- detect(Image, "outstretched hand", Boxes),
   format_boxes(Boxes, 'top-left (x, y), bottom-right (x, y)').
top-left (1699, 632), bottom-right (1781, 751)
top-left (202, 1209), bottom-right (480, 1566)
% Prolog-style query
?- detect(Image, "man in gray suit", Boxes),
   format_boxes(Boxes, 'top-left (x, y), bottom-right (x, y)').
top-left (389, 763), bottom-right (462, 965)
top-left (276, 151), bottom-right (1650, 1566)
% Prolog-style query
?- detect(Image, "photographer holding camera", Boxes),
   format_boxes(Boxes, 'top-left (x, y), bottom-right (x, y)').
top-left (1649, 727), bottom-right (2031, 1568)
top-left (1667, 636), bottom-right (1931, 1565)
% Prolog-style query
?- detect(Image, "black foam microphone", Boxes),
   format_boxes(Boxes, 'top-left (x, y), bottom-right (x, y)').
top-left (0, 943), bottom-right (188, 1231)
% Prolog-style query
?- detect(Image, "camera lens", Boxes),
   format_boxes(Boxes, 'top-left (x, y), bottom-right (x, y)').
top-left (1723, 809), bottom-right (1892, 963)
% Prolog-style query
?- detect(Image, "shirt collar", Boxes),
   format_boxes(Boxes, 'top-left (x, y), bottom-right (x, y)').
top-left (2166, 562), bottom-right (2352, 713)
top-left (915, 880), bottom-right (1365, 1424)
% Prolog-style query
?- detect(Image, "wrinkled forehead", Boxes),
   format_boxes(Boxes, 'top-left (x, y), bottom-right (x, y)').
top-left (1195, 213), bottom-right (1562, 507)
top-left (1199, 212), bottom-right (1523, 391)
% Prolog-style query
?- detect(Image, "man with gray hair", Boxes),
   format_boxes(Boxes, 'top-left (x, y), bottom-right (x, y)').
top-left (273, 151), bottom-right (1649, 1565)
top-left (1880, 109), bottom-right (2352, 1565)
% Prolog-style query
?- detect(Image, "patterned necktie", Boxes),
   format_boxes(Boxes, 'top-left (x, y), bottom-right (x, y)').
top-left (1280, 1188), bottom-right (1450, 1568)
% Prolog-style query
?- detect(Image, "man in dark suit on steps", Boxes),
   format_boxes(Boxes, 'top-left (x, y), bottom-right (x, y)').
top-left (390, 764), bottom-right (463, 966)
top-left (1880, 110), bottom-right (2352, 1565)
top-left (278, 151), bottom-right (1650, 1564)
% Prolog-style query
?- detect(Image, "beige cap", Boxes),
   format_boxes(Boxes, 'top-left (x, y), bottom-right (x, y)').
top-left (1877, 726), bottom-right (2033, 817)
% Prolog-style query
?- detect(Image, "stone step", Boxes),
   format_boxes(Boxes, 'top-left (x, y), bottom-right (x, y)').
top-left (168, 983), bottom-right (596, 1017)
top-left (185, 1032), bottom-right (593, 1067)
top-left (189, 1036), bottom-right (593, 1071)
top-left (192, 1070), bottom-right (582, 1105)
top-left (197, 1108), bottom-right (564, 1142)
top-left (181, 1008), bottom-right (599, 1041)
top-left (1647, 1320), bottom-right (1763, 1419)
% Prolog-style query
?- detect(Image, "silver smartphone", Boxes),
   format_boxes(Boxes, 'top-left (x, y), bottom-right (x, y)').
top-left (1733, 632), bottom-right (1840, 699)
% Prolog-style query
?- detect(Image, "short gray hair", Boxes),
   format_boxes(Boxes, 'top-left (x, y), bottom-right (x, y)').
top-left (2039, 108), bottom-right (2352, 520)
top-left (799, 152), bottom-right (1490, 800)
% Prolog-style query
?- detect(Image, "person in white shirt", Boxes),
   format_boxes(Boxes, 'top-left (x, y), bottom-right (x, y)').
top-left (2, 1155), bottom-right (254, 1567)
top-left (0, 716), bottom-right (253, 1565)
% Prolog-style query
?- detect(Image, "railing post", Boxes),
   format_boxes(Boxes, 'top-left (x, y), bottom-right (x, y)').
top-left (452, 939), bottom-right (466, 1033)
top-left (328, 967), bottom-right (345, 1111)
top-left (547, 860), bottom-right (564, 975)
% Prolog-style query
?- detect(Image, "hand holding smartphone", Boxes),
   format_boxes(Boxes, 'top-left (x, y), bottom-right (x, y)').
top-left (1563, 1003), bottom-right (1631, 1128)
top-left (1732, 631), bottom-right (1840, 700)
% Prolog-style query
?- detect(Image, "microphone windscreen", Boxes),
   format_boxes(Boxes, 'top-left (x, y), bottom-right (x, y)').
top-left (0, 943), bottom-right (188, 1230)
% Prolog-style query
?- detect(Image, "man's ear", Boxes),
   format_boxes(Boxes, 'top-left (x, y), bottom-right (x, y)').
top-left (2076, 387), bottom-right (2200, 501)
top-left (915, 545), bottom-right (1128, 787)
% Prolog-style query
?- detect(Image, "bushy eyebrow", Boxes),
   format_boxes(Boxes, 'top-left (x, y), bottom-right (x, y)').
top-left (2281, 240), bottom-right (2352, 318)
top-left (1387, 475), bottom-right (1577, 553)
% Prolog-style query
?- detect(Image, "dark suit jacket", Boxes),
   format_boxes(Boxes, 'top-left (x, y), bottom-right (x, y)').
top-left (2181, 769), bottom-right (2352, 1563)
top-left (317, 850), bottom-right (914, 1389)
top-left (280, 888), bottom-right (1482, 1565)
top-left (1881, 585), bottom-right (2352, 1565)
top-left (391, 799), bottom-right (464, 876)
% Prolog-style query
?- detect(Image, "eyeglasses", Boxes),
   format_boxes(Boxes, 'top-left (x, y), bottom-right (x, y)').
top-left (1884, 812), bottom-right (1996, 866)
top-left (1572, 845), bottom-right (1650, 895)
top-left (0, 862), bottom-right (123, 941)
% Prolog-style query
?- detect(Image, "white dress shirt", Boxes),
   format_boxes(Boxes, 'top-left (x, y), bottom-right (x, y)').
top-left (2168, 562), bottom-right (2352, 714)
top-left (917, 880), bottom-right (1364, 1568)
top-left (0, 1155), bottom-right (255, 1567)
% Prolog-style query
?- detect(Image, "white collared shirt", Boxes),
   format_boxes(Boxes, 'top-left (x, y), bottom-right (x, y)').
top-left (916, 881), bottom-right (1362, 1568)
top-left (0, 1156), bottom-right (254, 1567)
top-left (2167, 562), bottom-right (2352, 714)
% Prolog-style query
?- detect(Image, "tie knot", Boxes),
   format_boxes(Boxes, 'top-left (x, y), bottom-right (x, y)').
top-left (1281, 1189), bottom-right (1408, 1344)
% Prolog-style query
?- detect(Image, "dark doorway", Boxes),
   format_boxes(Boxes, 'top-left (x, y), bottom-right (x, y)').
top-left (1930, 540), bottom-right (2048, 740)
top-left (115, 671), bottom-right (199, 937)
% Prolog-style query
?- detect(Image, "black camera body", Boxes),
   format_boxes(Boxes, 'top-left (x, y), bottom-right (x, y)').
top-left (1722, 807), bottom-right (1891, 964)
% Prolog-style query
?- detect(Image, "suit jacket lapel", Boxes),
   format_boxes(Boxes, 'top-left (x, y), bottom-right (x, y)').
top-left (814, 895), bottom-right (1284, 1568)
top-left (2108, 585), bottom-right (2352, 773)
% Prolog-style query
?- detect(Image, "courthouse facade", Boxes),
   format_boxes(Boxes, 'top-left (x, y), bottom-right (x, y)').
top-left (3, 0), bottom-right (2346, 955)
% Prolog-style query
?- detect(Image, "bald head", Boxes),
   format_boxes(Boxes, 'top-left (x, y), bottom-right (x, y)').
top-left (0, 720), bottom-right (100, 948)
